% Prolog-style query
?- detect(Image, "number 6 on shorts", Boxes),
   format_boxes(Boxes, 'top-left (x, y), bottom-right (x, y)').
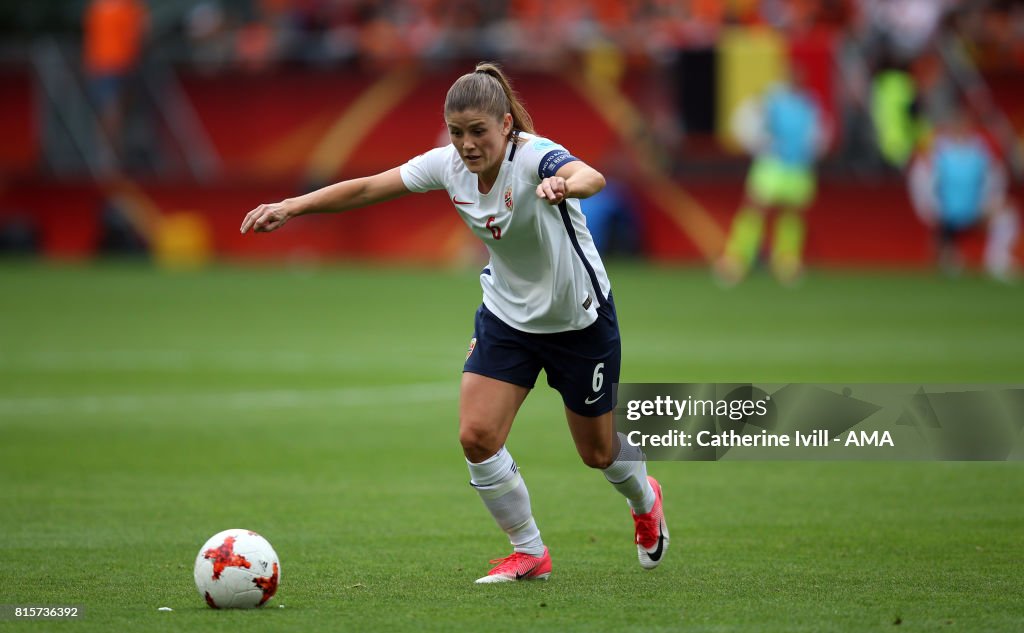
top-left (592, 362), bottom-right (604, 392)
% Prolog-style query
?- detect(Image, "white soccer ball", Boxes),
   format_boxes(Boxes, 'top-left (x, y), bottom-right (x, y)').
top-left (194, 529), bottom-right (281, 609)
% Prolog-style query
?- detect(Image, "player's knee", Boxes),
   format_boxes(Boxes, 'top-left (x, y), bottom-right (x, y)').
top-left (459, 424), bottom-right (501, 461)
top-left (579, 447), bottom-right (615, 470)
top-left (745, 199), bottom-right (769, 216)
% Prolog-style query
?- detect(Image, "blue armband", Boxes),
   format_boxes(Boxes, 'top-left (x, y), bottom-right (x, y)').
top-left (538, 149), bottom-right (579, 179)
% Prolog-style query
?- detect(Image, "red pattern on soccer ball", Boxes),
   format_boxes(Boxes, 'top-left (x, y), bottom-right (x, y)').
top-left (255, 562), bottom-right (280, 605)
top-left (204, 591), bottom-right (219, 609)
top-left (204, 535), bottom-right (251, 579)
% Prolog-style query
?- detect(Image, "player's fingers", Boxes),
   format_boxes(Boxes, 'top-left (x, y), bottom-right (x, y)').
top-left (536, 179), bottom-right (564, 204)
top-left (548, 178), bottom-right (565, 202)
top-left (546, 179), bottom-right (561, 202)
top-left (258, 208), bottom-right (287, 233)
top-left (240, 207), bottom-right (260, 234)
top-left (255, 211), bottom-right (275, 232)
top-left (244, 204), bottom-right (273, 234)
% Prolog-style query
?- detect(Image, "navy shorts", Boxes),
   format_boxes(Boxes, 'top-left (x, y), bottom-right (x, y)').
top-left (463, 295), bottom-right (621, 417)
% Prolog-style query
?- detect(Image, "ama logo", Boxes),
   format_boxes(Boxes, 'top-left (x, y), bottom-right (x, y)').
top-left (844, 431), bottom-right (894, 447)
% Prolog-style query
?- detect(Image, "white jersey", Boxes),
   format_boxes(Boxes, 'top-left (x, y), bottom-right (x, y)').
top-left (400, 133), bottom-right (610, 334)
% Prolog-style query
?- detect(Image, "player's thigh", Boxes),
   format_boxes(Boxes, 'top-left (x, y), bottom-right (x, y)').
top-left (459, 372), bottom-right (531, 460)
top-left (459, 303), bottom-right (542, 454)
top-left (541, 298), bottom-right (621, 418)
top-left (747, 157), bottom-right (783, 208)
top-left (778, 166), bottom-right (815, 209)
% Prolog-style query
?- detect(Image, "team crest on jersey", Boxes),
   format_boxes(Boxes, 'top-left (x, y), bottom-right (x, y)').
top-left (504, 186), bottom-right (514, 211)
top-left (466, 337), bottom-right (477, 360)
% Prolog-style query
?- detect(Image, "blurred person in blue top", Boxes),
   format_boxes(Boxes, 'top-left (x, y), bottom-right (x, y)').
top-left (581, 152), bottom-right (641, 258)
top-left (907, 108), bottom-right (1019, 280)
top-left (716, 65), bottom-right (828, 286)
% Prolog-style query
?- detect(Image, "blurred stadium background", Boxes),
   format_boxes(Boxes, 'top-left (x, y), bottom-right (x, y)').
top-left (0, 0), bottom-right (1022, 269)
top-left (3, 2), bottom-right (1024, 630)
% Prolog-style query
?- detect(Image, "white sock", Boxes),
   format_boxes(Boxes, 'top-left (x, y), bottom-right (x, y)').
top-left (467, 446), bottom-right (544, 556)
top-left (985, 210), bottom-right (1019, 277)
top-left (602, 433), bottom-right (656, 514)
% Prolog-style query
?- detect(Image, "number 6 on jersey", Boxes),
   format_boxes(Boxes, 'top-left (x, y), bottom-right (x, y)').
top-left (485, 216), bottom-right (502, 240)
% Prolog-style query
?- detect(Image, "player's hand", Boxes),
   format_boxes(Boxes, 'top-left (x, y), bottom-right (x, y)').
top-left (240, 201), bottom-right (292, 234)
top-left (536, 177), bottom-right (568, 205)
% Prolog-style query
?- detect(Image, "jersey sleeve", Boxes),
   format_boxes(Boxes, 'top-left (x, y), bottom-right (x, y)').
top-left (519, 136), bottom-right (580, 181)
top-left (400, 147), bottom-right (449, 193)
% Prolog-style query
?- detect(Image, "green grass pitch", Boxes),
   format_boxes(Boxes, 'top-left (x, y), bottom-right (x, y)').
top-left (1, 262), bottom-right (1022, 632)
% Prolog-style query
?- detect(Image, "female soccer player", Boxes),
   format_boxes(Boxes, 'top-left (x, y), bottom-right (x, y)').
top-left (240, 62), bottom-right (668, 583)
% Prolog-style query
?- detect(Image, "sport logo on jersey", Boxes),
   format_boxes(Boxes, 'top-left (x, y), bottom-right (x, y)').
top-left (504, 185), bottom-right (514, 211)
top-left (466, 337), bottom-right (477, 360)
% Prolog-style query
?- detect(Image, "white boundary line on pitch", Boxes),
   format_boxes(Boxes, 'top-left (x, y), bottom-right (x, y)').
top-left (0, 382), bottom-right (455, 416)
top-left (627, 336), bottom-right (1009, 361)
top-left (0, 350), bottom-right (455, 373)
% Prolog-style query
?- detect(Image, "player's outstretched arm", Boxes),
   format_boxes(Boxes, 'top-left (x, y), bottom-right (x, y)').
top-left (536, 161), bottom-right (606, 205)
top-left (241, 167), bottom-right (409, 234)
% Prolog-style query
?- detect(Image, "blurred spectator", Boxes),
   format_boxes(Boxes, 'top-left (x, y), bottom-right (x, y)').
top-left (957, 1), bottom-right (1024, 71)
top-left (907, 109), bottom-right (1019, 280)
top-left (859, 0), bottom-right (954, 68)
top-left (870, 64), bottom-right (923, 170)
top-left (20, 0), bottom-right (1021, 188)
top-left (82, 0), bottom-right (149, 158)
top-left (236, 19), bottom-right (277, 72)
top-left (61, 0), bottom-right (1024, 77)
top-left (716, 65), bottom-right (827, 285)
top-left (834, 4), bottom-right (885, 174)
top-left (185, 2), bottom-right (233, 72)
top-left (855, 0), bottom-right (992, 173)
